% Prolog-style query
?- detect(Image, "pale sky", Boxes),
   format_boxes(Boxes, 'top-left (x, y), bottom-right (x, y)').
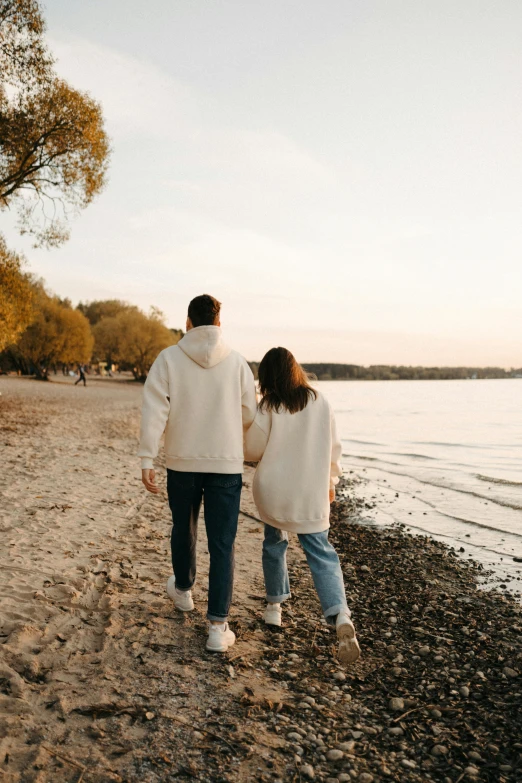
top-left (4, 1), bottom-right (522, 365)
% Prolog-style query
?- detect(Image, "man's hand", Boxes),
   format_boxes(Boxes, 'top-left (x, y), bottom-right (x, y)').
top-left (329, 487), bottom-right (335, 503)
top-left (142, 468), bottom-right (159, 494)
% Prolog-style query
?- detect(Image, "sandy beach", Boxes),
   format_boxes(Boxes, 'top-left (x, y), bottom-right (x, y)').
top-left (0, 376), bottom-right (521, 783)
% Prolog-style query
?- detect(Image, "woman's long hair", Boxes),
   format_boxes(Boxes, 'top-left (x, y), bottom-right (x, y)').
top-left (258, 347), bottom-right (317, 414)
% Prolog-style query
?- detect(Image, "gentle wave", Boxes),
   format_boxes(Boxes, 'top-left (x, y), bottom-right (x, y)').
top-left (347, 456), bottom-right (522, 512)
top-left (389, 452), bottom-right (438, 460)
top-left (476, 474), bottom-right (522, 487)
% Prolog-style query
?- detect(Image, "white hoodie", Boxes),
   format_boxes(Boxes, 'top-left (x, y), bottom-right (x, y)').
top-left (138, 326), bottom-right (257, 473)
top-left (243, 391), bottom-right (342, 534)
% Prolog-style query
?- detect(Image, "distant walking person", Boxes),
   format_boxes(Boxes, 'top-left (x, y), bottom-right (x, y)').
top-left (138, 295), bottom-right (257, 652)
top-left (244, 347), bottom-right (360, 664)
top-left (75, 364), bottom-right (87, 386)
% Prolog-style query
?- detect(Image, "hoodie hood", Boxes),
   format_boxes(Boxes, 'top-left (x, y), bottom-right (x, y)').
top-left (178, 326), bottom-right (232, 369)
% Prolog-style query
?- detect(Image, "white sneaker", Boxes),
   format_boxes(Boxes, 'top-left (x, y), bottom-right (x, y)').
top-left (264, 603), bottom-right (282, 626)
top-left (166, 575), bottom-right (194, 612)
top-left (206, 622), bottom-right (236, 652)
top-left (336, 611), bottom-right (360, 664)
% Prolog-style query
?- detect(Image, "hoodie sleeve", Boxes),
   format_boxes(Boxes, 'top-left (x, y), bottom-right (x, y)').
top-left (330, 409), bottom-right (342, 490)
top-left (241, 361), bottom-right (258, 430)
top-left (244, 412), bottom-right (270, 462)
top-left (137, 353), bottom-right (170, 469)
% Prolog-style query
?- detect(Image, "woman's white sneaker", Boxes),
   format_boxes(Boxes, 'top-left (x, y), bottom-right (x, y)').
top-left (166, 575), bottom-right (194, 612)
top-left (264, 603), bottom-right (282, 626)
top-left (206, 622), bottom-right (236, 652)
top-left (336, 612), bottom-right (360, 664)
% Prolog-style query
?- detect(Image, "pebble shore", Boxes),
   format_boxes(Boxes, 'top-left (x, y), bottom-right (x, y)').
top-left (243, 476), bottom-right (522, 782)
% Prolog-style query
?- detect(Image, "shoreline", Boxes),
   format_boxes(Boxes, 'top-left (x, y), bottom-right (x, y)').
top-left (1, 376), bottom-right (521, 783)
top-left (342, 465), bottom-right (522, 599)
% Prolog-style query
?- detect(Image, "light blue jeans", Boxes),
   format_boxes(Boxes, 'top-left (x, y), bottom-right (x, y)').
top-left (262, 524), bottom-right (350, 625)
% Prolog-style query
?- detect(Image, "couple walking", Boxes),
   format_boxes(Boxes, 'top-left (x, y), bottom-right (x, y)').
top-left (138, 294), bottom-right (360, 664)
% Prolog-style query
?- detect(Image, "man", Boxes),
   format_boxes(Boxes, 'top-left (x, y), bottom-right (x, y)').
top-left (75, 364), bottom-right (87, 386)
top-left (138, 294), bottom-right (257, 652)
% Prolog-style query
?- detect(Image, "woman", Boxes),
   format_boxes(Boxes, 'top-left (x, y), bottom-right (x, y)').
top-left (244, 347), bottom-right (360, 664)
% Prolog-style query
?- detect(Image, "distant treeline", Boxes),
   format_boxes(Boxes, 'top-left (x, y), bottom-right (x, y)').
top-left (248, 363), bottom-right (522, 381)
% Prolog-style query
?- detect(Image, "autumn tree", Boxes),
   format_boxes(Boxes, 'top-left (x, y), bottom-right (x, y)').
top-left (77, 299), bottom-right (139, 326)
top-left (93, 307), bottom-right (180, 381)
top-left (0, 0), bottom-right (110, 247)
top-left (0, 233), bottom-right (35, 350)
top-left (15, 285), bottom-right (93, 378)
top-left (0, 0), bottom-right (52, 89)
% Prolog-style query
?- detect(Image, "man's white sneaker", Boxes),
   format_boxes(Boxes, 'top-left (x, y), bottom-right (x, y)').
top-left (166, 575), bottom-right (194, 612)
top-left (264, 603), bottom-right (282, 627)
top-left (206, 622), bottom-right (236, 652)
top-left (336, 611), bottom-right (360, 664)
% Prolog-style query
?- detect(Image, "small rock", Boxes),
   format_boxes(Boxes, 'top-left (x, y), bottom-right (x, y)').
top-left (464, 768), bottom-right (479, 778)
top-left (468, 751), bottom-right (482, 762)
top-left (419, 646), bottom-right (430, 656)
top-left (503, 667), bottom-right (518, 678)
top-left (430, 709), bottom-right (442, 719)
top-left (333, 671), bottom-right (346, 682)
top-left (358, 774), bottom-right (374, 783)
top-left (326, 749), bottom-right (344, 762)
top-left (459, 686), bottom-right (470, 698)
top-left (338, 776), bottom-right (351, 783)
top-left (434, 655), bottom-right (444, 662)
top-left (431, 745), bottom-right (449, 756)
top-left (351, 730), bottom-right (363, 739)
top-left (388, 727), bottom-right (403, 736)
top-left (287, 732), bottom-right (302, 742)
top-left (145, 712), bottom-right (155, 720)
top-left (499, 765), bottom-right (513, 772)
top-left (360, 565), bottom-right (370, 572)
top-left (389, 697), bottom-right (404, 712)
top-left (227, 665), bottom-right (235, 678)
top-left (193, 730), bottom-right (204, 740)
top-left (338, 740), bottom-right (355, 752)
top-left (401, 759), bottom-right (416, 769)
top-left (301, 764), bottom-right (315, 780)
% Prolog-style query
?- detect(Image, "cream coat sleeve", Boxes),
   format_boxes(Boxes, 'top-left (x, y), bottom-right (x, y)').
top-left (244, 417), bottom-right (269, 462)
top-left (330, 411), bottom-right (342, 490)
top-left (137, 353), bottom-right (170, 469)
top-left (241, 361), bottom-right (258, 430)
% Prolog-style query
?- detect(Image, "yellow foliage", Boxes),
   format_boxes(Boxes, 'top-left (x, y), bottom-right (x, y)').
top-left (16, 287), bottom-right (92, 376)
top-left (0, 235), bottom-right (35, 351)
top-left (94, 308), bottom-right (180, 380)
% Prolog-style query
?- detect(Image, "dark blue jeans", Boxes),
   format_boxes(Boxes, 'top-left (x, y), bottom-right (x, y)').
top-left (166, 470), bottom-right (242, 622)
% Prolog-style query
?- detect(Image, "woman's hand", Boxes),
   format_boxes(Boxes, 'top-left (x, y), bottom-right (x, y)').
top-left (329, 487), bottom-right (335, 503)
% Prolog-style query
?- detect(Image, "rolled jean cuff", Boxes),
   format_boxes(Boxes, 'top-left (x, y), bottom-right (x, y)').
top-left (207, 613), bottom-right (228, 623)
top-left (265, 592), bottom-right (291, 604)
top-left (324, 603), bottom-right (350, 625)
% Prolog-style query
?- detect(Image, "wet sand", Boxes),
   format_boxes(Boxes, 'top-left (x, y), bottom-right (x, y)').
top-left (0, 376), bottom-right (520, 783)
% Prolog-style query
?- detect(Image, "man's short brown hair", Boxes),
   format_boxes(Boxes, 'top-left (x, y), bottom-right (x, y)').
top-left (188, 294), bottom-right (221, 327)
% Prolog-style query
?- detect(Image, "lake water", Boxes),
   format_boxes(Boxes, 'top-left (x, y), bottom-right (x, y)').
top-left (317, 379), bottom-right (522, 594)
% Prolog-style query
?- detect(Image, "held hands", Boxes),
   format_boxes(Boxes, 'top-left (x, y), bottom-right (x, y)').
top-left (329, 487), bottom-right (335, 503)
top-left (142, 468), bottom-right (159, 494)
